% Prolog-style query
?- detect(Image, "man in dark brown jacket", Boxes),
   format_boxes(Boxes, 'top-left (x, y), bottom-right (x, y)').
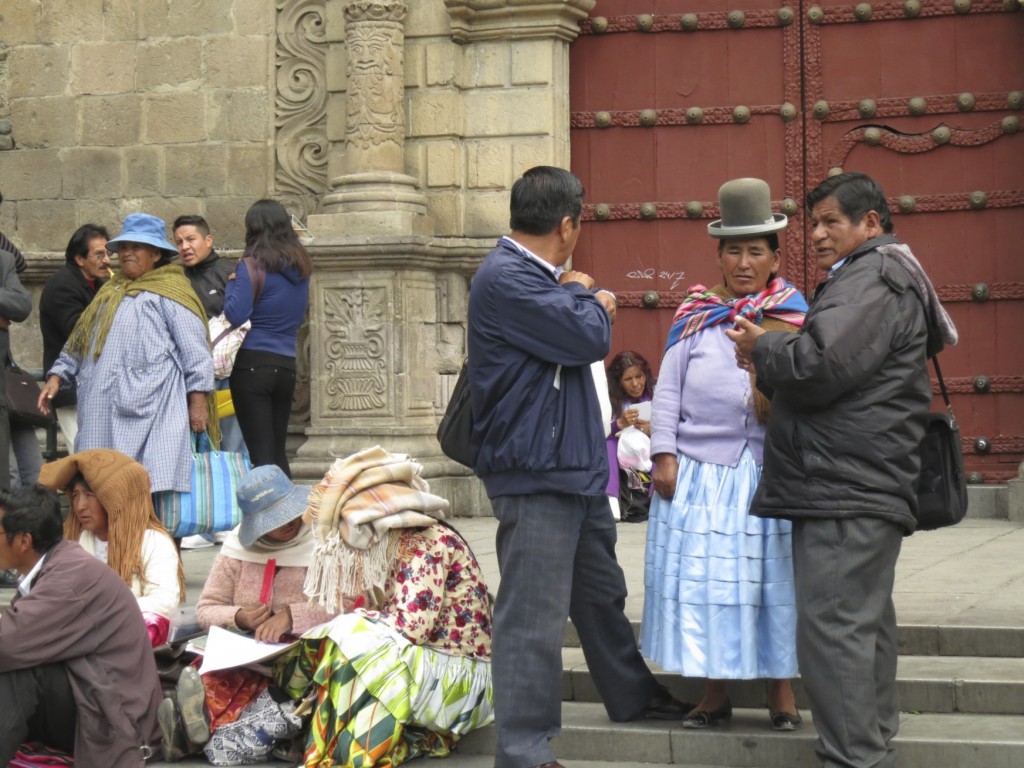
top-left (0, 484), bottom-right (163, 767)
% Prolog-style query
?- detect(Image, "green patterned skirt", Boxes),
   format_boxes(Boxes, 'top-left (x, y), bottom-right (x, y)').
top-left (281, 614), bottom-right (493, 768)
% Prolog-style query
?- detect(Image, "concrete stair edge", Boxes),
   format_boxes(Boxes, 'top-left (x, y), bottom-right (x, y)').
top-left (561, 648), bottom-right (1024, 716)
top-left (564, 621), bottom-right (1024, 658)
top-left (457, 703), bottom-right (1024, 768)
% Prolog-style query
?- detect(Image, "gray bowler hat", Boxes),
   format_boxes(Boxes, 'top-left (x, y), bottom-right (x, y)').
top-left (707, 178), bottom-right (787, 238)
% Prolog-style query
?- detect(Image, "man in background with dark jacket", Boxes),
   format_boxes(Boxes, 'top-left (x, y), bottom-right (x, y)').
top-left (0, 205), bottom-right (33, 588)
top-left (39, 224), bottom-right (110, 450)
top-left (729, 172), bottom-right (945, 768)
top-left (173, 215), bottom-right (247, 475)
top-left (467, 166), bottom-right (687, 768)
top-left (173, 215), bottom-right (234, 319)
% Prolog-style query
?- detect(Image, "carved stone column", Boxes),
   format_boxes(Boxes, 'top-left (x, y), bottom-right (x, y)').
top-left (291, 1), bottom-right (595, 520)
top-left (306, 0), bottom-right (431, 236)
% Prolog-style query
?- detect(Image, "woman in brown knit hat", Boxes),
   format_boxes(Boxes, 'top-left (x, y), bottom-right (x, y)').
top-left (38, 448), bottom-right (185, 646)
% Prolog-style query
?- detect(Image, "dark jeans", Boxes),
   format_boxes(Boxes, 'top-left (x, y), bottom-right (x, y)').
top-left (0, 663), bottom-right (77, 764)
top-left (230, 357), bottom-right (296, 478)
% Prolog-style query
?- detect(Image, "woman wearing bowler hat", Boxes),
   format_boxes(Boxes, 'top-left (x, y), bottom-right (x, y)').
top-left (38, 213), bottom-right (217, 497)
top-left (641, 179), bottom-right (809, 730)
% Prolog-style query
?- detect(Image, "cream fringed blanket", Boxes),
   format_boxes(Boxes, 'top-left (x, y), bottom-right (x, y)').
top-left (303, 446), bottom-right (450, 613)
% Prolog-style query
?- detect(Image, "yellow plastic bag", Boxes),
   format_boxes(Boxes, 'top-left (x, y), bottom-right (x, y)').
top-left (215, 388), bottom-right (235, 419)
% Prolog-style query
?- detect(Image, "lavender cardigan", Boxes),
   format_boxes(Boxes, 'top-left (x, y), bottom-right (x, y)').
top-left (650, 325), bottom-right (765, 468)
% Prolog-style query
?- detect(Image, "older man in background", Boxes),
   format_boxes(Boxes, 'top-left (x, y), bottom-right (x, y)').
top-left (39, 225), bottom-right (111, 452)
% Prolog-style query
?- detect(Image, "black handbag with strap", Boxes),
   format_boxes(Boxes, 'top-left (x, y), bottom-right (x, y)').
top-left (436, 361), bottom-right (474, 468)
top-left (915, 356), bottom-right (968, 531)
top-left (6, 362), bottom-right (55, 428)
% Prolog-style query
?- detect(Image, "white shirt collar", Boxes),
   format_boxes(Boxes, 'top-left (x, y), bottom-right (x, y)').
top-left (501, 236), bottom-right (563, 278)
top-left (17, 551), bottom-right (48, 596)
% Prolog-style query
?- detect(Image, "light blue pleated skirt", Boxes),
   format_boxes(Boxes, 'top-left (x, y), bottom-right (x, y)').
top-left (640, 448), bottom-right (798, 679)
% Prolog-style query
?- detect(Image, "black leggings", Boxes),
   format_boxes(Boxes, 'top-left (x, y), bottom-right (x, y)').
top-left (0, 663), bottom-right (77, 764)
top-left (230, 351), bottom-right (297, 478)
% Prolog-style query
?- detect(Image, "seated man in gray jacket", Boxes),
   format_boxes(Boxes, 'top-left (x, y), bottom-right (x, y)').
top-left (0, 485), bottom-right (163, 767)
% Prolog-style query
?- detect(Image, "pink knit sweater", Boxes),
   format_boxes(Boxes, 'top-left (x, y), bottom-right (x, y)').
top-left (196, 555), bottom-right (334, 635)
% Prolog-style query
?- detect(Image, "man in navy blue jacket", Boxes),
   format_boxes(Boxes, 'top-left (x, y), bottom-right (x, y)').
top-left (467, 166), bottom-right (687, 768)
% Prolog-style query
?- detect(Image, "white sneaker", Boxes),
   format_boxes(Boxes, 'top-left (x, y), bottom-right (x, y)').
top-left (180, 534), bottom-right (215, 550)
top-left (213, 530), bottom-right (231, 544)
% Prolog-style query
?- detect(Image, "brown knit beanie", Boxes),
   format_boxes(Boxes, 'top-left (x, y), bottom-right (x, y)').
top-left (39, 449), bottom-right (151, 515)
top-left (38, 449), bottom-right (185, 602)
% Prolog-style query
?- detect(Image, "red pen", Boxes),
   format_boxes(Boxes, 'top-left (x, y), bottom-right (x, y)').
top-left (259, 559), bottom-right (276, 604)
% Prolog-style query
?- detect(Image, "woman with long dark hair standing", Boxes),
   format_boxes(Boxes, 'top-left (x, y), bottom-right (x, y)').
top-left (224, 200), bottom-right (312, 477)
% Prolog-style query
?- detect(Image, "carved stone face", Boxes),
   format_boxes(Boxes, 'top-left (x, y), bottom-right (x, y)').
top-left (348, 29), bottom-right (394, 79)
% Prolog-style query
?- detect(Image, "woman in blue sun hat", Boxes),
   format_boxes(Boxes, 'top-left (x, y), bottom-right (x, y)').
top-left (38, 213), bottom-right (217, 495)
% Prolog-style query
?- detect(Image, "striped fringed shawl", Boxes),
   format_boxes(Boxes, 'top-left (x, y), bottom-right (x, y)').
top-left (665, 277), bottom-right (807, 352)
top-left (303, 446), bottom-right (449, 614)
top-left (665, 278), bottom-right (808, 424)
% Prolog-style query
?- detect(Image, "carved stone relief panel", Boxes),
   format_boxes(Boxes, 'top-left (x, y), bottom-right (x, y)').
top-left (320, 284), bottom-right (391, 418)
top-left (275, 0), bottom-right (330, 218)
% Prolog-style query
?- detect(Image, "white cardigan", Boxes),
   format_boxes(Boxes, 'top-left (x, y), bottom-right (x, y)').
top-left (77, 528), bottom-right (182, 618)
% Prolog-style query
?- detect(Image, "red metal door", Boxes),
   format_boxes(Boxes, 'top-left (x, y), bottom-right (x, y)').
top-left (569, 1), bottom-right (1024, 481)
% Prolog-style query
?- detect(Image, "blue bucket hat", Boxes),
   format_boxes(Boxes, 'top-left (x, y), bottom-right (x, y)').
top-left (106, 213), bottom-right (178, 256)
top-left (236, 465), bottom-right (311, 548)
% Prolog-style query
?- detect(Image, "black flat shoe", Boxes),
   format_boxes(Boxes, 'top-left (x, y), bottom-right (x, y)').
top-left (682, 699), bottom-right (733, 729)
top-left (770, 710), bottom-right (803, 731)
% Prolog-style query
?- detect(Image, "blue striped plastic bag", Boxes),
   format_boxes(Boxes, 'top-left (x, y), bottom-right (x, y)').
top-left (154, 433), bottom-right (251, 538)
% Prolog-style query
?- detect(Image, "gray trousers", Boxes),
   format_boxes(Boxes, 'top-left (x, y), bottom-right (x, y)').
top-left (792, 516), bottom-right (903, 768)
top-left (491, 493), bottom-right (658, 768)
top-left (9, 422), bottom-right (43, 488)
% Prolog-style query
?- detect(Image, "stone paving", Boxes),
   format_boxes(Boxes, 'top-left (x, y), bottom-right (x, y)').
top-left (172, 516), bottom-right (1024, 631)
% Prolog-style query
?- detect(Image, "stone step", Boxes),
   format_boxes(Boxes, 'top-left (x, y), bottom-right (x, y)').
top-left (162, 758), bottom-right (722, 768)
top-left (564, 620), bottom-right (1024, 658)
top-left (562, 648), bottom-right (1024, 716)
top-left (457, 702), bottom-right (1024, 768)
top-left (146, 655), bottom-right (1024, 767)
top-left (142, 653), bottom-right (1024, 767)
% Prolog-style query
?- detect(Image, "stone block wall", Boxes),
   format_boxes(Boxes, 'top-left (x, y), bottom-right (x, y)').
top-left (0, 1), bottom-right (281, 368)
top-left (0, 0), bottom-right (275, 258)
top-left (404, 12), bottom-right (570, 238)
top-left (0, 0), bottom-right (591, 267)
top-left (0, 0), bottom-right (595, 501)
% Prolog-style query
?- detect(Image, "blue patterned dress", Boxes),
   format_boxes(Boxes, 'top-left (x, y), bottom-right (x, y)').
top-left (50, 291), bottom-right (214, 493)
